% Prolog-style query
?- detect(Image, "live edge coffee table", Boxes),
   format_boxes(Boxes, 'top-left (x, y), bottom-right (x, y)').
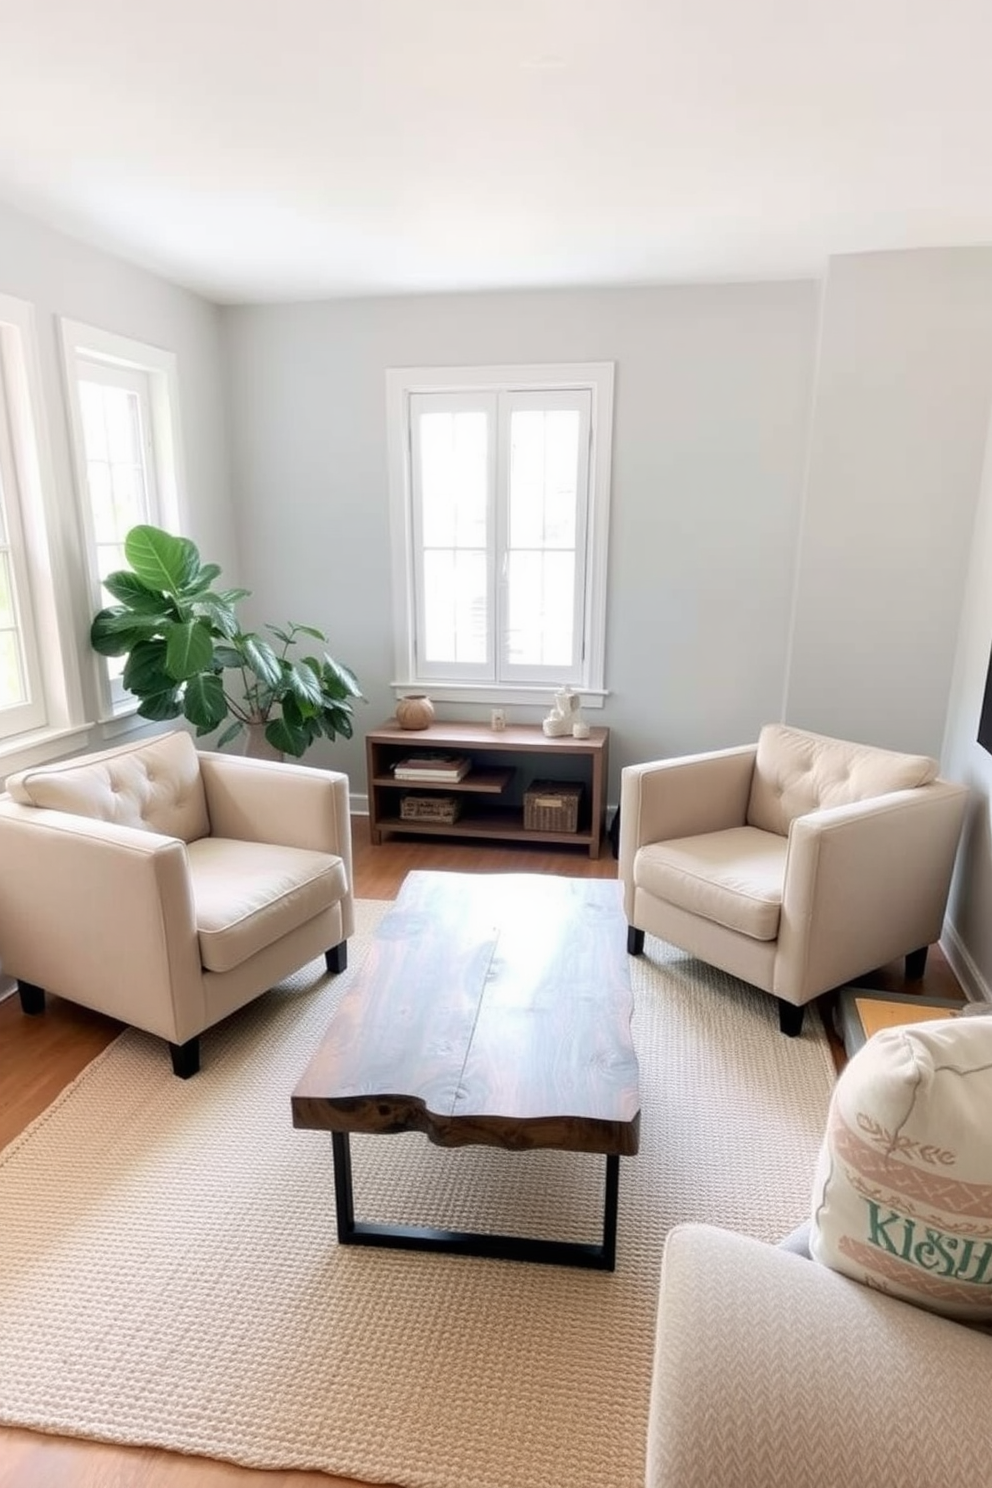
top-left (292, 870), bottom-right (640, 1270)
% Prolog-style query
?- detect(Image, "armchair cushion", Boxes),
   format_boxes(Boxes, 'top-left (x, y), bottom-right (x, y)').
top-left (636, 827), bottom-right (787, 941)
top-left (188, 838), bottom-right (348, 974)
top-left (746, 724), bottom-right (938, 836)
top-left (810, 1017), bottom-right (992, 1322)
top-left (6, 731), bottom-right (210, 843)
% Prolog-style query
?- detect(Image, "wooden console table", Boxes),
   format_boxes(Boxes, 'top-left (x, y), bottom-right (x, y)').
top-left (365, 720), bottom-right (609, 858)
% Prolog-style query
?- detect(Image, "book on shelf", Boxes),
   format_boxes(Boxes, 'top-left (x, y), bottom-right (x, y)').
top-left (392, 753), bottom-right (471, 783)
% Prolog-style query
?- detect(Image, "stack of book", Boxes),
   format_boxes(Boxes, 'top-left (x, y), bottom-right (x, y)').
top-left (393, 753), bottom-right (471, 784)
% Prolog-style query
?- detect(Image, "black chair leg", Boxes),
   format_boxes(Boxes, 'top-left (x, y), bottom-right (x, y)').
top-left (778, 999), bottom-right (805, 1037)
top-left (18, 980), bottom-right (45, 1015)
top-left (905, 946), bottom-right (928, 981)
top-left (325, 941), bottom-right (348, 974)
top-left (169, 1037), bottom-right (200, 1079)
top-left (627, 926), bottom-right (645, 956)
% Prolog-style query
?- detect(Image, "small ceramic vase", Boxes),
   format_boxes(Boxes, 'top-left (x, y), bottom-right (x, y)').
top-left (395, 693), bottom-right (435, 730)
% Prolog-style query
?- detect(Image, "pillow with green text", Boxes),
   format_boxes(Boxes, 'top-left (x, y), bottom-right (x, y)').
top-left (809, 1016), bottom-right (992, 1322)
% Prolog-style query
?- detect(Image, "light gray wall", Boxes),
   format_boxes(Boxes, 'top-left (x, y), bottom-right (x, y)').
top-left (221, 282), bottom-right (819, 797)
top-left (784, 249), bottom-right (992, 757)
top-left (942, 401), bottom-right (992, 1001)
top-left (0, 198), bottom-right (237, 694)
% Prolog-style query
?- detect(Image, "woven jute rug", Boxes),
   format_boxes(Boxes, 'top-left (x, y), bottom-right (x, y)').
top-left (0, 896), bottom-right (836, 1488)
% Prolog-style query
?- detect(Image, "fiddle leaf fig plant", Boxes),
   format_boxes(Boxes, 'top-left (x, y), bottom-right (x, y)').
top-left (90, 525), bottom-right (364, 758)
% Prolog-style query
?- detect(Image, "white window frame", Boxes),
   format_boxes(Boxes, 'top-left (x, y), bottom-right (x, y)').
top-left (0, 294), bottom-right (84, 765)
top-left (60, 319), bottom-right (187, 722)
top-left (386, 362), bottom-right (614, 708)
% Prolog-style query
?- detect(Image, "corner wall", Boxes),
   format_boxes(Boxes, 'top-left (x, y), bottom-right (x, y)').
top-left (784, 249), bottom-right (992, 757)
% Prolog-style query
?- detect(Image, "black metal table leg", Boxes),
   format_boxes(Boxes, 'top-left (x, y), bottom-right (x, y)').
top-left (329, 1133), bottom-right (621, 1271)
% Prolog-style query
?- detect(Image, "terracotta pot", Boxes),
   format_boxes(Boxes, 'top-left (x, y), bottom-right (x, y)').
top-left (395, 694), bottom-right (435, 730)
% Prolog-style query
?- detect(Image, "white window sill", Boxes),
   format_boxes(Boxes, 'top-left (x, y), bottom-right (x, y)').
top-left (0, 723), bottom-right (97, 785)
top-left (391, 683), bottom-right (607, 710)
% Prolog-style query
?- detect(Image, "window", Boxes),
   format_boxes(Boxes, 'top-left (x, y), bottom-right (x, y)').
top-left (0, 353), bottom-right (46, 736)
top-left (61, 320), bottom-right (186, 719)
top-left (0, 294), bottom-right (78, 753)
top-left (387, 363), bottom-right (614, 706)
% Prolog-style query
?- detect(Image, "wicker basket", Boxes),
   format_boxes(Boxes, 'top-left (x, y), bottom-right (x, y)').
top-left (400, 793), bottom-right (462, 824)
top-left (523, 780), bottom-right (582, 833)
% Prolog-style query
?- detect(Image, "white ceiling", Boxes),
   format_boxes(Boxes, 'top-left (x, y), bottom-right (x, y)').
top-left (1, 0), bottom-right (990, 304)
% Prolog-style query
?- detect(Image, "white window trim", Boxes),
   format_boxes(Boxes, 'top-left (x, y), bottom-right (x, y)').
top-left (0, 294), bottom-right (88, 773)
top-left (59, 319), bottom-right (188, 724)
top-left (386, 362), bottom-right (614, 709)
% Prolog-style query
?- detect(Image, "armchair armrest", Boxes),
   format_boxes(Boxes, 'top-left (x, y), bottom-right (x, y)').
top-left (197, 752), bottom-right (352, 872)
top-left (776, 781), bottom-right (968, 1002)
top-left (619, 746), bottom-right (757, 878)
top-left (0, 802), bottom-right (204, 1041)
top-left (648, 1224), bottom-right (989, 1488)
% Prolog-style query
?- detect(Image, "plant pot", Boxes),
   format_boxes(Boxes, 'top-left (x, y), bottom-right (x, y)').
top-left (395, 694), bottom-right (435, 730)
top-left (240, 723), bottom-right (284, 761)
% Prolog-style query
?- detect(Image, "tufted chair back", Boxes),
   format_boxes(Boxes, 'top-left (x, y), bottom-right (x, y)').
top-left (745, 724), bottom-right (939, 837)
top-left (6, 731), bottom-right (211, 842)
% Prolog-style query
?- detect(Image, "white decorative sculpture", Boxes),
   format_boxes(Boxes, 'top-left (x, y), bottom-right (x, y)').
top-left (542, 685), bottom-right (589, 739)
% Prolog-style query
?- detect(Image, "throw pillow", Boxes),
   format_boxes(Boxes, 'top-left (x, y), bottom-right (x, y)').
top-left (809, 1016), bottom-right (992, 1322)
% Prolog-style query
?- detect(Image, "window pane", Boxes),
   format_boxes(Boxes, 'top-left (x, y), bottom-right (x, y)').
top-left (103, 385), bottom-right (142, 464)
top-left (509, 409), bottom-right (579, 550)
top-left (0, 548), bottom-right (14, 628)
top-left (78, 381), bottom-right (150, 549)
top-left (0, 547), bottom-right (27, 705)
top-left (79, 382), bottom-right (108, 462)
top-left (507, 550), bottom-right (575, 666)
top-left (420, 411), bottom-right (487, 548)
top-left (423, 549), bottom-right (487, 664)
top-left (87, 460), bottom-right (115, 543)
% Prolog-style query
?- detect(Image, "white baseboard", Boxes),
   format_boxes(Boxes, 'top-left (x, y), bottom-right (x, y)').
top-left (941, 921), bottom-right (992, 1004)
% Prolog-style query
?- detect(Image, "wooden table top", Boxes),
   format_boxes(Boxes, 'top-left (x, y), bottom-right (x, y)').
top-left (292, 870), bottom-right (640, 1157)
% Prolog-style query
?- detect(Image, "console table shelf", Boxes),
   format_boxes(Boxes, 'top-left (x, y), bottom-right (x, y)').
top-left (366, 721), bottom-right (609, 858)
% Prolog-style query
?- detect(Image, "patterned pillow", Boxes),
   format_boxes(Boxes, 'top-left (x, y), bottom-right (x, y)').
top-left (809, 1016), bottom-right (992, 1321)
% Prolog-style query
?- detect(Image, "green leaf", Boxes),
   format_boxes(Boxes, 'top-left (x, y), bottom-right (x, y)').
top-left (187, 563), bottom-right (222, 593)
top-left (90, 609), bottom-right (160, 657)
top-left (122, 639), bottom-right (172, 696)
top-left (183, 672), bottom-right (228, 729)
top-left (292, 623), bottom-right (327, 642)
top-left (165, 620), bottom-right (216, 680)
top-left (217, 587), bottom-right (252, 606)
top-left (215, 720), bottom-right (245, 750)
top-left (124, 526), bottom-right (201, 594)
top-left (102, 570), bottom-right (173, 613)
top-left (241, 634), bottom-right (282, 688)
top-left (265, 714), bottom-right (309, 758)
top-left (212, 644), bottom-right (246, 670)
top-left (194, 595), bottom-right (240, 640)
top-left (286, 659), bottom-right (323, 710)
top-left (136, 687), bottom-right (183, 721)
top-left (321, 655), bottom-right (364, 699)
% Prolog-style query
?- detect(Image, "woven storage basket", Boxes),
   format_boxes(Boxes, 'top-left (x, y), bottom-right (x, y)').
top-left (523, 780), bottom-right (582, 833)
top-left (400, 794), bottom-right (462, 824)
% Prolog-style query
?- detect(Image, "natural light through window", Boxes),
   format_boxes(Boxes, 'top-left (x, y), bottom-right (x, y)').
top-left (419, 407), bottom-right (488, 666)
top-left (0, 477), bottom-right (28, 711)
top-left (388, 363), bottom-right (613, 706)
top-left (60, 318), bottom-right (185, 720)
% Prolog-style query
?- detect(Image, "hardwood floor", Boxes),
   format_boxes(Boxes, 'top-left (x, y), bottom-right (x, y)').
top-left (0, 816), bottom-right (965, 1486)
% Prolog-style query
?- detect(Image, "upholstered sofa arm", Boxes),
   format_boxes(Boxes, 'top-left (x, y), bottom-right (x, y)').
top-left (198, 752), bottom-right (352, 855)
top-left (647, 1224), bottom-right (990, 1488)
top-left (0, 801), bottom-right (205, 1041)
top-left (619, 747), bottom-right (757, 877)
top-left (775, 781), bottom-right (968, 1002)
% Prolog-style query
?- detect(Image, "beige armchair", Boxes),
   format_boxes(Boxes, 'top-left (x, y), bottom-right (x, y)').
top-left (0, 730), bottom-right (354, 1076)
top-left (619, 724), bottom-right (967, 1036)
